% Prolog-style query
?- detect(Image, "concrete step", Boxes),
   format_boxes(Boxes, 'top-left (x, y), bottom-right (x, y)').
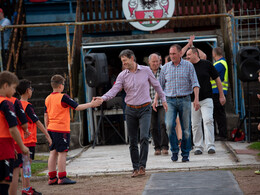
top-left (23, 60), bottom-right (68, 68)
top-left (23, 47), bottom-right (67, 55)
top-left (20, 67), bottom-right (68, 77)
top-left (23, 75), bottom-right (54, 83)
top-left (31, 90), bottom-right (51, 99)
top-left (29, 98), bottom-right (46, 107)
top-left (22, 53), bottom-right (67, 61)
top-left (31, 83), bottom-right (52, 91)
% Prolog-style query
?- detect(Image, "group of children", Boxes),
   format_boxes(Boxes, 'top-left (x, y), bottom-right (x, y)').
top-left (0, 71), bottom-right (101, 195)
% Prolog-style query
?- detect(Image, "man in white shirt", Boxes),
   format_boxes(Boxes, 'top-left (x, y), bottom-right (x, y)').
top-left (0, 8), bottom-right (11, 51)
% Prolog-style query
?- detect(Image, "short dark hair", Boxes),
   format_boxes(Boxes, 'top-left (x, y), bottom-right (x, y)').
top-left (51, 74), bottom-right (65, 89)
top-left (16, 79), bottom-right (31, 95)
top-left (170, 44), bottom-right (182, 52)
top-left (119, 49), bottom-right (136, 61)
top-left (189, 47), bottom-right (200, 57)
top-left (213, 47), bottom-right (223, 56)
top-left (0, 71), bottom-right (19, 88)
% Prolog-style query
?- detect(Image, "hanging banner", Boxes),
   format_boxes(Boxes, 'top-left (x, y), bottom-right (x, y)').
top-left (122, 0), bottom-right (175, 31)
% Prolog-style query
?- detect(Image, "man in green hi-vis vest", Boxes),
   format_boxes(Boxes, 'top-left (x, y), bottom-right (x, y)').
top-left (211, 47), bottom-right (228, 140)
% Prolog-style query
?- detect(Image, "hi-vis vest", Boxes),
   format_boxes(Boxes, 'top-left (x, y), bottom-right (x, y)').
top-left (45, 93), bottom-right (70, 132)
top-left (20, 101), bottom-right (37, 145)
top-left (211, 59), bottom-right (228, 92)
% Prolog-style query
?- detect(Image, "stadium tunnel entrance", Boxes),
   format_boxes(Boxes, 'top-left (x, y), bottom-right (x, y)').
top-left (81, 36), bottom-right (218, 145)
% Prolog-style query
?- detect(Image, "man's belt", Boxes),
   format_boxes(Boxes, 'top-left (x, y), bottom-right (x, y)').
top-left (126, 102), bottom-right (150, 109)
top-left (168, 95), bottom-right (189, 99)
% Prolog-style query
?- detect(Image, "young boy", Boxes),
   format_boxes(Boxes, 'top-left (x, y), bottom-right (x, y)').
top-left (7, 96), bottom-right (30, 195)
top-left (16, 79), bottom-right (52, 194)
top-left (45, 74), bottom-right (102, 185)
top-left (0, 71), bottom-right (29, 195)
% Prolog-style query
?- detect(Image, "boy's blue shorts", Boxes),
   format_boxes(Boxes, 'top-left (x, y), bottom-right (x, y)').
top-left (48, 131), bottom-right (70, 152)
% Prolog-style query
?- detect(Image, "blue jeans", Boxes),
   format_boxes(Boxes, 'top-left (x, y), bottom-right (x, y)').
top-left (165, 96), bottom-right (192, 157)
top-left (125, 104), bottom-right (151, 170)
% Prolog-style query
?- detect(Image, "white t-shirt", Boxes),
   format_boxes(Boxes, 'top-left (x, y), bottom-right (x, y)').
top-left (0, 18), bottom-right (11, 50)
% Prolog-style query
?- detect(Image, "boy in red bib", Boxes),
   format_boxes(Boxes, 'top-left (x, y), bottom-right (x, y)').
top-left (0, 71), bottom-right (29, 195)
top-left (45, 75), bottom-right (101, 185)
top-left (17, 79), bottom-right (52, 195)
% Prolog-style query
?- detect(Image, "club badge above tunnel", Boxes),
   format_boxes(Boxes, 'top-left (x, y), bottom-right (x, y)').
top-left (123, 0), bottom-right (175, 31)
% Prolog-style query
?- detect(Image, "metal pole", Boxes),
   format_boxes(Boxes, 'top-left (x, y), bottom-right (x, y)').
top-left (4, 13), bottom-right (237, 29)
top-left (230, 15), bottom-right (239, 115)
top-left (66, 25), bottom-right (74, 121)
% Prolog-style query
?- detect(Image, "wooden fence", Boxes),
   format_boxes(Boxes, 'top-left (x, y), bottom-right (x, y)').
top-left (80, 0), bottom-right (260, 34)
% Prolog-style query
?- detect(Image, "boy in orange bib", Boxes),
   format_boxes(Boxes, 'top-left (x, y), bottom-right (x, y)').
top-left (17, 79), bottom-right (52, 195)
top-left (45, 75), bottom-right (102, 185)
top-left (0, 71), bottom-right (29, 195)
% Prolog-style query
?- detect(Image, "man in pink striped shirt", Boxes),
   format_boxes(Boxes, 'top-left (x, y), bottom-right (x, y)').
top-left (96, 49), bottom-right (167, 178)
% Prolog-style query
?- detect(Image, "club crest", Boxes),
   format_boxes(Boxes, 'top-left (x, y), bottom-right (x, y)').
top-left (123, 0), bottom-right (175, 31)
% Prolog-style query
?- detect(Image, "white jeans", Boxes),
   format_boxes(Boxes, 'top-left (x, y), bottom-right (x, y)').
top-left (191, 98), bottom-right (215, 152)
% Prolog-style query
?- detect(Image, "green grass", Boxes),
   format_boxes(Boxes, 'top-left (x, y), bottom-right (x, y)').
top-left (31, 162), bottom-right (48, 175)
top-left (36, 173), bottom-right (47, 177)
top-left (248, 142), bottom-right (260, 150)
top-left (34, 155), bottom-right (49, 161)
top-left (248, 142), bottom-right (260, 156)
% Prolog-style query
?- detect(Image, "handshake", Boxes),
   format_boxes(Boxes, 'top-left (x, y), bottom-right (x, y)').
top-left (90, 97), bottom-right (104, 108)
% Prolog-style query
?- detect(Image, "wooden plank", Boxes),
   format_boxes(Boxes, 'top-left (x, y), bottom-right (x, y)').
top-left (100, 0), bottom-right (105, 31)
top-left (199, 0), bottom-right (204, 14)
top-left (187, 0), bottom-right (192, 27)
top-left (117, 0), bottom-right (123, 31)
top-left (172, 0), bottom-right (179, 28)
top-left (95, 0), bottom-right (100, 32)
top-left (193, 0), bottom-right (199, 26)
top-left (210, 0), bottom-right (216, 25)
top-left (187, 0), bottom-right (191, 15)
top-left (205, 0), bottom-right (209, 14)
top-left (211, 0), bottom-right (215, 14)
top-left (205, 0), bottom-right (211, 25)
top-left (112, 0), bottom-right (117, 31)
top-left (106, 0), bottom-right (112, 31)
top-left (180, 0), bottom-right (186, 27)
top-left (82, 0), bottom-right (88, 33)
top-left (175, 0), bottom-right (180, 16)
top-left (89, 0), bottom-right (94, 33)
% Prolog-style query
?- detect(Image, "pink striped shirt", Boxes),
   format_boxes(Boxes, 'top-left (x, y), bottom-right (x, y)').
top-left (102, 64), bottom-right (166, 105)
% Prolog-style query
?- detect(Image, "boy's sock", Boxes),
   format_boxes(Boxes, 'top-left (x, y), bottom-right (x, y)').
top-left (0, 184), bottom-right (9, 195)
top-left (58, 171), bottom-right (66, 179)
top-left (23, 187), bottom-right (31, 191)
top-left (48, 171), bottom-right (57, 179)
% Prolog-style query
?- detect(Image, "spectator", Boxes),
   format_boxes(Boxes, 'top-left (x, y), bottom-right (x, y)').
top-left (186, 47), bottom-right (226, 155)
top-left (0, 8), bottom-right (11, 51)
top-left (95, 49), bottom-right (167, 177)
top-left (149, 53), bottom-right (169, 155)
top-left (211, 47), bottom-right (228, 140)
top-left (155, 44), bottom-right (200, 163)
